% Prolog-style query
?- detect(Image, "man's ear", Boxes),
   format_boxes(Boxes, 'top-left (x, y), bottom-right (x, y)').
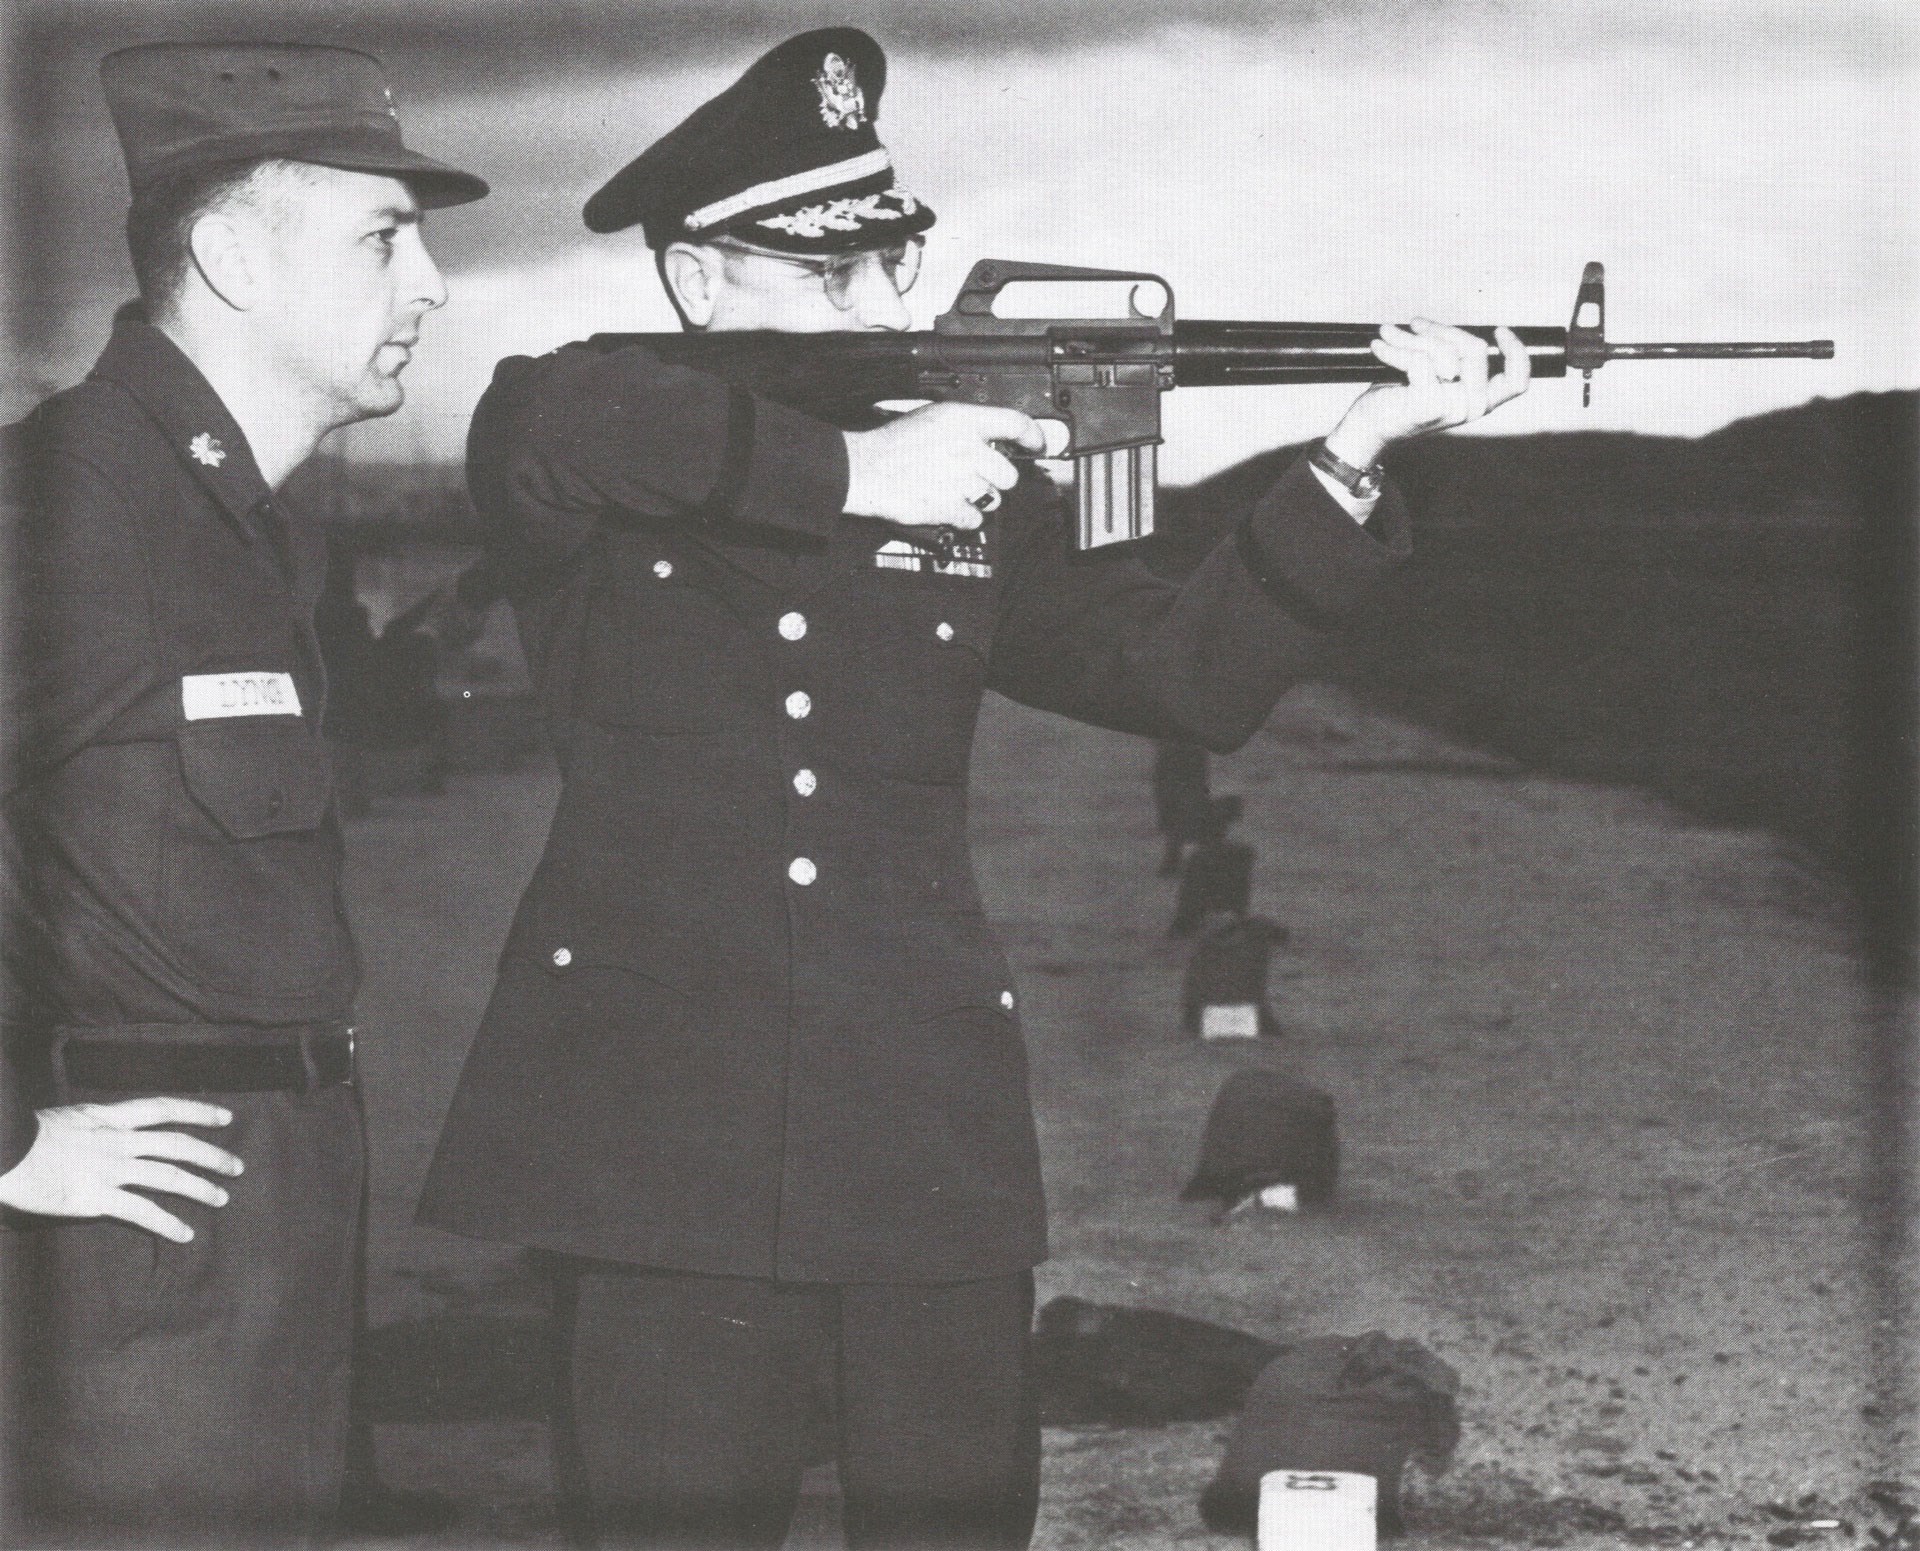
top-left (661, 243), bottom-right (720, 328)
top-left (186, 210), bottom-right (259, 312)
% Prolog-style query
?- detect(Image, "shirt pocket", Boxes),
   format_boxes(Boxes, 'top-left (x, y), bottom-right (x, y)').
top-left (164, 720), bottom-right (343, 998)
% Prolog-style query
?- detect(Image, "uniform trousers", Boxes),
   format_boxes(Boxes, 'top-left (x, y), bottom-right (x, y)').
top-left (1, 1070), bottom-right (364, 1550)
top-left (550, 1260), bottom-right (1041, 1551)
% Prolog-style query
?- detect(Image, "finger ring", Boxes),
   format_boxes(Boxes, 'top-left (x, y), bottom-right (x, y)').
top-left (970, 489), bottom-right (1002, 513)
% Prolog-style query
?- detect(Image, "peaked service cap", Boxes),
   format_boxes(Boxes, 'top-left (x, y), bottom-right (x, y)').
top-left (101, 42), bottom-right (488, 208)
top-left (583, 27), bottom-right (934, 254)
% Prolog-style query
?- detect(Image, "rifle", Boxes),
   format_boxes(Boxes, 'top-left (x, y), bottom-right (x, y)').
top-left (601, 260), bottom-right (1834, 550)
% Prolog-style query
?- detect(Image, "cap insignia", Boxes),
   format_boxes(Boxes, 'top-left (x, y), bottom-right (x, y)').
top-left (382, 85), bottom-right (399, 122)
top-left (758, 189), bottom-right (917, 240)
top-left (813, 52), bottom-right (867, 129)
top-left (189, 432), bottom-right (226, 468)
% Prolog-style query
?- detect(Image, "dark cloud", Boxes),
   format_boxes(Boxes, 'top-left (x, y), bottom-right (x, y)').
top-left (11, 0), bottom-right (1913, 98)
top-left (5, 0), bottom-right (1913, 357)
top-left (10, 0), bottom-right (1404, 346)
top-left (9, 0), bottom-right (1385, 83)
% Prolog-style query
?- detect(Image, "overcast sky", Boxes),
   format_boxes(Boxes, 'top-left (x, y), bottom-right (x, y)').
top-left (5, 0), bottom-right (1916, 480)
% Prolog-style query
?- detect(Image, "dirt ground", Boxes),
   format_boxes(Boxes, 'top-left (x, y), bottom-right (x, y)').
top-left (338, 682), bottom-right (1914, 1550)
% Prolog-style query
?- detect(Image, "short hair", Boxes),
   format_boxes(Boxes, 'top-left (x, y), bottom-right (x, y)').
top-left (123, 157), bottom-right (321, 317)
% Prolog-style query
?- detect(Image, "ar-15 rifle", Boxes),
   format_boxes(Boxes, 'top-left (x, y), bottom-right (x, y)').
top-left (603, 260), bottom-right (1833, 550)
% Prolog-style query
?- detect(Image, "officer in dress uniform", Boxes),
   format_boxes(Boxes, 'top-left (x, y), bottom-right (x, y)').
top-left (417, 29), bottom-right (1528, 1548)
top-left (0, 44), bottom-right (484, 1547)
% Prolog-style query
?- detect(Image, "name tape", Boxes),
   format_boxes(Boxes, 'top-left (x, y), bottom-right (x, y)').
top-left (181, 672), bottom-right (302, 721)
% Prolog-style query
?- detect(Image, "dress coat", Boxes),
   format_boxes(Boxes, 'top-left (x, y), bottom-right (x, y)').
top-left (418, 339), bottom-right (1409, 1283)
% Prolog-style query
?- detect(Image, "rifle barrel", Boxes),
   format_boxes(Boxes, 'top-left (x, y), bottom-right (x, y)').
top-left (1603, 340), bottom-right (1836, 360)
top-left (1169, 323), bottom-right (1834, 384)
top-left (1171, 322), bottom-right (1570, 384)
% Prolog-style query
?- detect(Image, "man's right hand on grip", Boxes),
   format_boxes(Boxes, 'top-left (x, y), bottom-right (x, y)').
top-left (842, 402), bottom-right (1045, 530)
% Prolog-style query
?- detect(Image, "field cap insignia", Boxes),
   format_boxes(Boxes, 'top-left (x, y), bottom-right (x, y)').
top-left (189, 431), bottom-right (226, 467)
top-left (814, 51), bottom-right (867, 128)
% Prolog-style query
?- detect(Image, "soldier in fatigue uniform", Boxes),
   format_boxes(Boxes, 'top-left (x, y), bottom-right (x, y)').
top-left (417, 28), bottom-right (1529, 1548)
top-left (1, 44), bottom-right (484, 1547)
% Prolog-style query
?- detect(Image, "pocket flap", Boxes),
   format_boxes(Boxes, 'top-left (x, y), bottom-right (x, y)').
top-left (901, 915), bottom-right (1019, 1021)
top-left (177, 720), bottom-right (331, 839)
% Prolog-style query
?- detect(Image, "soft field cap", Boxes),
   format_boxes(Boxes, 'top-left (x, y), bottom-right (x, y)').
top-left (101, 42), bottom-right (488, 207)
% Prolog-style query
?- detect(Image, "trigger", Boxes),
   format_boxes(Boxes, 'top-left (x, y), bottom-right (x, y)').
top-left (1033, 420), bottom-right (1073, 458)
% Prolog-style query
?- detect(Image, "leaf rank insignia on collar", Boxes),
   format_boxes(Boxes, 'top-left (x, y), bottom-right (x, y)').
top-left (814, 51), bottom-right (867, 129)
top-left (188, 431), bottom-right (227, 467)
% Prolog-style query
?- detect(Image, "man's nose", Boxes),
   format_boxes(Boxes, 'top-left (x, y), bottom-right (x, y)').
top-left (408, 231), bottom-right (449, 312)
top-left (846, 257), bottom-right (910, 331)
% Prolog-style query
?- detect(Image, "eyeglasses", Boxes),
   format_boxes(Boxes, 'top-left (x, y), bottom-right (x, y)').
top-left (714, 236), bottom-right (924, 311)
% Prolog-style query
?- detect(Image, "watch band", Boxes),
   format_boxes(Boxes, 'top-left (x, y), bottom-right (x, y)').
top-left (1309, 440), bottom-right (1385, 500)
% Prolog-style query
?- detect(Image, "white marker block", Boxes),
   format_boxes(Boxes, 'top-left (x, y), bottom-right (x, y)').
top-left (1257, 1183), bottom-right (1301, 1213)
top-left (1257, 1469), bottom-right (1376, 1551)
top-left (1200, 1003), bottom-right (1260, 1040)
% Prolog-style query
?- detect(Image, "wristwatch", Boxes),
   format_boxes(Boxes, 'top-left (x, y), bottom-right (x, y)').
top-left (1308, 440), bottom-right (1386, 501)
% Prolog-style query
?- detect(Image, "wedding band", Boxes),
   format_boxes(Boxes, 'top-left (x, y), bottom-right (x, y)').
top-left (970, 489), bottom-right (1002, 513)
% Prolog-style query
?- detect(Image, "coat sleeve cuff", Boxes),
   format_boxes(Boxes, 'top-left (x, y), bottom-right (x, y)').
top-left (726, 393), bottom-right (850, 541)
top-left (1236, 455), bottom-right (1411, 629)
top-left (1, 1079), bottom-right (38, 1178)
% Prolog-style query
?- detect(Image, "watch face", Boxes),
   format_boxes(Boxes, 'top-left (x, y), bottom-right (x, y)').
top-left (1313, 443), bottom-right (1380, 499)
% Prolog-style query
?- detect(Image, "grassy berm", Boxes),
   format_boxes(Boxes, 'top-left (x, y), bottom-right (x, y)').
top-left (337, 393), bottom-right (1914, 1550)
